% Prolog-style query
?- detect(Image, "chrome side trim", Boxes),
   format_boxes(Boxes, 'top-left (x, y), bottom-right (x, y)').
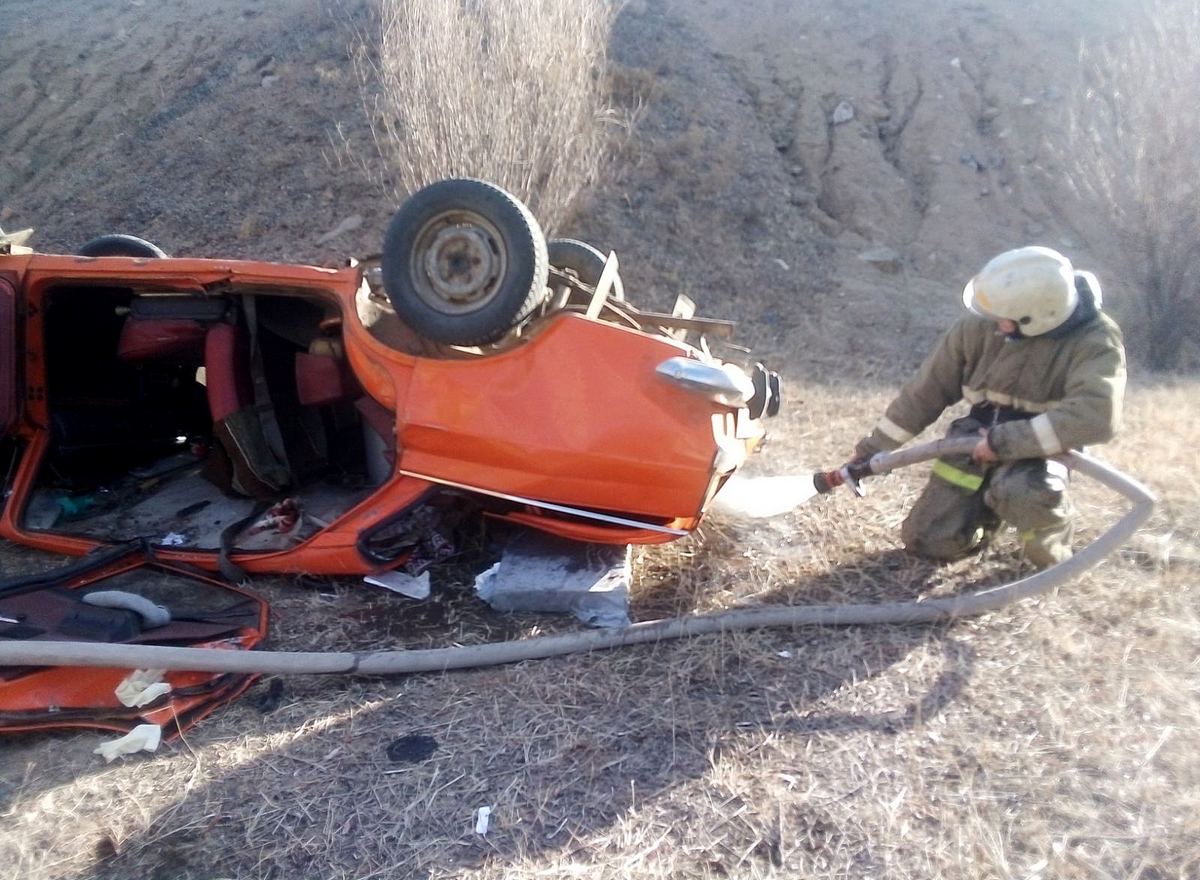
top-left (398, 470), bottom-right (691, 536)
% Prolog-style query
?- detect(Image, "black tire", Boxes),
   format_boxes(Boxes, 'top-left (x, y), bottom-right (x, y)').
top-left (77, 234), bottom-right (168, 258)
top-left (548, 238), bottom-right (607, 286)
top-left (548, 238), bottom-right (625, 304)
top-left (381, 179), bottom-right (548, 346)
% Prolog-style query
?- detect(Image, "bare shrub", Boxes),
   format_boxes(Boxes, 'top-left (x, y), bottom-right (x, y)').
top-left (1059, 0), bottom-right (1200, 371)
top-left (352, 0), bottom-right (623, 236)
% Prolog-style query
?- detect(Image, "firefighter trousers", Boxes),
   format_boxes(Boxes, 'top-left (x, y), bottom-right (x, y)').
top-left (899, 417), bottom-right (1075, 569)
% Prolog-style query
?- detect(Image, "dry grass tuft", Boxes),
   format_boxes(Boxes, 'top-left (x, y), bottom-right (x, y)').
top-left (347, 0), bottom-right (624, 235)
top-left (1058, 0), bottom-right (1200, 370)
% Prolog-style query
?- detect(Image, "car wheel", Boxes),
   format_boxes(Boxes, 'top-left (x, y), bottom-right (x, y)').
top-left (77, 234), bottom-right (168, 258)
top-left (548, 238), bottom-right (624, 301)
top-left (381, 179), bottom-right (548, 346)
top-left (548, 239), bottom-right (607, 284)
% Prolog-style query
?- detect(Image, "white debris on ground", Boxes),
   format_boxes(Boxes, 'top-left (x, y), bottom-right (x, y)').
top-left (93, 724), bottom-right (162, 763)
top-left (473, 806), bottom-right (492, 835)
top-left (475, 533), bottom-right (631, 628)
top-left (364, 570), bottom-right (432, 600)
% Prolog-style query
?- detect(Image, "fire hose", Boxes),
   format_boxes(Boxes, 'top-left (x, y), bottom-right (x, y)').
top-left (0, 437), bottom-right (1155, 676)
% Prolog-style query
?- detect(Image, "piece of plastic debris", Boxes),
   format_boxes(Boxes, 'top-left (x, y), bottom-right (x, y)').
top-left (474, 806), bottom-right (492, 835)
top-left (365, 570), bottom-right (431, 600)
top-left (473, 562), bottom-right (502, 595)
top-left (475, 534), bottom-right (631, 628)
top-left (777, 651), bottom-right (793, 659)
top-left (831, 100), bottom-right (855, 124)
top-left (81, 590), bottom-right (171, 628)
top-left (160, 532), bottom-right (186, 546)
top-left (94, 724), bottom-right (162, 762)
top-left (773, 258), bottom-right (789, 271)
top-left (115, 669), bottom-right (172, 708)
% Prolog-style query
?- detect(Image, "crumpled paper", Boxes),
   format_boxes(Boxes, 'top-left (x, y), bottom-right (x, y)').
top-left (94, 724), bottom-right (162, 763)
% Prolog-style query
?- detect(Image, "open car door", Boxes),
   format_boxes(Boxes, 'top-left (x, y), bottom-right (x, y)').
top-left (0, 543), bottom-right (268, 737)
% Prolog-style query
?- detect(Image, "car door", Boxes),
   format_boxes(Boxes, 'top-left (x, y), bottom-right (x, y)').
top-left (0, 545), bottom-right (268, 736)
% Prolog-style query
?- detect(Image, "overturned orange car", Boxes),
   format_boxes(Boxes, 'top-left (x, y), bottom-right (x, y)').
top-left (0, 180), bottom-right (780, 577)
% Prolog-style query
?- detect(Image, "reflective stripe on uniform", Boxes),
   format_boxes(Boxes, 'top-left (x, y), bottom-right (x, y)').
top-left (961, 385), bottom-right (1054, 414)
top-left (1030, 413), bottom-right (1063, 455)
top-left (931, 459), bottom-right (984, 491)
top-left (876, 415), bottom-right (914, 444)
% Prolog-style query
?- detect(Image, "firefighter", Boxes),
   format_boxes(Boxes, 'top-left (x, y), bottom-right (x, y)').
top-left (847, 246), bottom-right (1126, 568)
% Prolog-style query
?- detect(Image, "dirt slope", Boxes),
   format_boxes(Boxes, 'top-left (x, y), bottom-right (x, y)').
top-left (678, 0), bottom-right (1118, 269)
top-left (1, 0), bottom-right (378, 259)
top-left (603, 0), bottom-right (1133, 371)
top-left (2, 0), bottom-right (1136, 372)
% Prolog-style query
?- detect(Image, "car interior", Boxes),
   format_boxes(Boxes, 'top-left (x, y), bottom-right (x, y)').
top-left (19, 283), bottom-right (393, 551)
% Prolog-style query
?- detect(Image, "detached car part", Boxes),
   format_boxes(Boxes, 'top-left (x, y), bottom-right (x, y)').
top-left (0, 543), bottom-right (266, 736)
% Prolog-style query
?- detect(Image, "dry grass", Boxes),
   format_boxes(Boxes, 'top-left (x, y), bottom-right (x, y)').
top-left (2, 379), bottom-right (1197, 880)
top-left (1058, 0), bottom-right (1200, 370)
top-left (346, 0), bottom-right (624, 235)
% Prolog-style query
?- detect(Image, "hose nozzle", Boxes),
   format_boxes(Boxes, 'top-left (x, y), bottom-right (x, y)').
top-left (813, 457), bottom-right (878, 497)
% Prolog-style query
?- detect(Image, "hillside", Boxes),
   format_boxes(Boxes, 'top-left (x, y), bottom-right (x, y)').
top-left (2, 0), bottom-right (1139, 369)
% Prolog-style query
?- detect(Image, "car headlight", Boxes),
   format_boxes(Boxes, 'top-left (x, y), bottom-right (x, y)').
top-left (656, 357), bottom-right (753, 407)
top-left (657, 357), bottom-right (781, 418)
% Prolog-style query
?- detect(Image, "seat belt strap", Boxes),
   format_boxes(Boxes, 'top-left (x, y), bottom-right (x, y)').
top-left (243, 295), bottom-right (291, 474)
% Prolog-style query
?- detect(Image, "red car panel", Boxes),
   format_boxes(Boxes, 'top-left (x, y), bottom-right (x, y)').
top-left (0, 277), bottom-right (16, 434)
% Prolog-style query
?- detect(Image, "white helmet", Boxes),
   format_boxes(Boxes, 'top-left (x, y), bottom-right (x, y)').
top-left (962, 246), bottom-right (1078, 337)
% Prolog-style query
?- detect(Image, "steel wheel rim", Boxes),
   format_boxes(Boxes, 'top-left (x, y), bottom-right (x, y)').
top-left (409, 210), bottom-right (508, 315)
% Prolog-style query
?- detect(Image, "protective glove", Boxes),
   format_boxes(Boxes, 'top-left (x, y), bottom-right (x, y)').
top-left (852, 437), bottom-right (885, 462)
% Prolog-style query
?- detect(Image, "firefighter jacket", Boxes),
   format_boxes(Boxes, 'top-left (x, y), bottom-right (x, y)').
top-left (858, 306), bottom-right (1126, 462)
